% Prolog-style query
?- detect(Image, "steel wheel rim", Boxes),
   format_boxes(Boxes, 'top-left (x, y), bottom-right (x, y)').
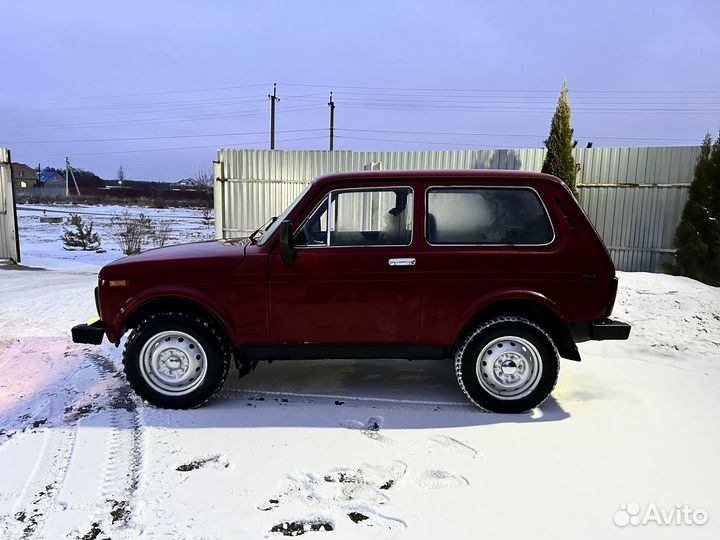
top-left (476, 335), bottom-right (543, 400)
top-left (139, 330), bottom-right (208, 396)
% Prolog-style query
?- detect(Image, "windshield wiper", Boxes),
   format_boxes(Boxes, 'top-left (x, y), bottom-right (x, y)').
top-left (249, 216), bottom-right (277, 242)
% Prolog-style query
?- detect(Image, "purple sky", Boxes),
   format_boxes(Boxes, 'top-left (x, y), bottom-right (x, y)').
top-left (1, 0), bottom-right (719, 181)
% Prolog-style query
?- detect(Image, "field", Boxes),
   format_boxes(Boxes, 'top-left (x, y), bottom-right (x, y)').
top-left (0, 203), bottom-right (719, 539)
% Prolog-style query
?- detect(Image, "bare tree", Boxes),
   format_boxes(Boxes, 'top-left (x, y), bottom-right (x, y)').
top-left (117, 165), bottom-right (126, 184)
top-left (201, 204), bottom-right (213, 226)
top-left (195, 166), bottom-right (214, 191)
top-left (111, 210), bottom-right (154, 255)
top-left (151, 220), bottom-right (173, 248)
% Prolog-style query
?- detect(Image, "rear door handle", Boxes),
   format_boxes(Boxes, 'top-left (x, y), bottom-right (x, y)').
top-left (388, 258), bottom-right (416, 267)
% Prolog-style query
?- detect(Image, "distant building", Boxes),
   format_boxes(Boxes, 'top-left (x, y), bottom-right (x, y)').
top-left (11, 163), bottom-right (38, 191)
top-left (38, 170), bottom-right (67, 197)
top-left (171, 178), bottom-right (210, 191)
top-left (11, 164), bottom-right (67, 198)
top-left (38, 171), bottom-right (65, 186)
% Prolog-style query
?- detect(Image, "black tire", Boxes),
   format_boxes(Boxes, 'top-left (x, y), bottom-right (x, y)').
top-left (455, 316), bottom-right (559, 413)
top-left (123, 312), bottom-right (231, 409)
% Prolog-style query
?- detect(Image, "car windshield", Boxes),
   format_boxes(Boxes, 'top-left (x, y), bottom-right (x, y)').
top-left (256, 185), bottom-right (312, 245)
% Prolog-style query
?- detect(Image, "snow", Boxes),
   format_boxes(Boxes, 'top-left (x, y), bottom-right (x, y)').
top-left (16, 203), bottom-right (214, 271)
top-left (1, 204), bottom-right (719, 539)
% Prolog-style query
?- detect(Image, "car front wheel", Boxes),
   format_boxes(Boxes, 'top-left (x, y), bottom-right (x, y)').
top-left (455, 317), bottom-right (559, 413)
top-left (123, 312), bottom-right (230, 408)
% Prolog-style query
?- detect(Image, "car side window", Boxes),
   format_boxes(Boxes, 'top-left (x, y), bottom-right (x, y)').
top-left (295, 188), bottom-right (413, 247)
top-left (294, 196), bottom-right (329, 246)
top-left (426, 187), bottom-right (553, 245)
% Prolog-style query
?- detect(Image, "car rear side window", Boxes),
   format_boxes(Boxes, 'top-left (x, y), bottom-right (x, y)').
top-left (426, 187), bottom-right (554, 245)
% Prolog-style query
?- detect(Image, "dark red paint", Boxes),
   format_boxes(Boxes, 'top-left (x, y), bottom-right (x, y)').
top-left (96, 170), bottom-right (618, 354)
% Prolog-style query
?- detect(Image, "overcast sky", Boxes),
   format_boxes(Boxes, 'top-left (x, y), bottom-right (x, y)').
top-left (1, 0), bottom-right (719, 181)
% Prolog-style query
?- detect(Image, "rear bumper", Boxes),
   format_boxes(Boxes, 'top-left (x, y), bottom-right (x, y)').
top-left (569, 318), bottom-right (631, 342)
top-left (590, 318), bottom-right (631, 340)
top-left (71, 318), bottom-right (105, 345)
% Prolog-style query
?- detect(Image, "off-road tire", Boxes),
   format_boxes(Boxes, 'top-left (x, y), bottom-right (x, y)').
top-left (123, 312), bottom-right (231, 409)
top-left (455, 316), bottom-right (559, 413)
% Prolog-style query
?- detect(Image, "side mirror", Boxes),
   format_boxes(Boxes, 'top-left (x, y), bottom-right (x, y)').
top-left (278, 220), bottom-right (296, 265)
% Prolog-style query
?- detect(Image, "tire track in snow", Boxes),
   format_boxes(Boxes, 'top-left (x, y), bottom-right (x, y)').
top-left (74, 353), bottom-right (143, 540)
top-left (218, 387), bottom-right (470, 409)
top-left (0, 341), bottom-right (82, 540)
top-left (2, 349), bottom-right (143, 540)
top-left (6, 427), bottom-right (78, 540)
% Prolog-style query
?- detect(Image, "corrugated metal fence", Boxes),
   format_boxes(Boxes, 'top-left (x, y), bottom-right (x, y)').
top-left (574, 146), bottom-right (696, 271)
top-left (215, 146), bottom-right (698, 272)
top-left (0, 148), bottom-right (20, 263)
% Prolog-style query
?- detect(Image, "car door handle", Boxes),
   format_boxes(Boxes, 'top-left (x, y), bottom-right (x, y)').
top-left (388, 258), bottom-right (416, 267)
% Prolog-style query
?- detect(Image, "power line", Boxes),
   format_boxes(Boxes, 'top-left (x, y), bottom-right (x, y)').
top-left (285, 94), bottom-right (720, 113)
top-left (5, 127), bottom-right (699, 146)
top-left (327, 90), bottom-right (720, 101)
top-left (336, 128), bottom-right (700, 143)
top-left (334, 135), bottom-right (531, 148)
top-left (20, 80), bottom-right (720, 104)
top-left (19, 92), bottom-right (327, 113)
top-left (21, 96), bottom-right (268, 113)
top-left (334, 134), bottom-right (696, 148)
top-left (20, 83), bottom-right (271, 102)
top-left (335, 103), bottom-right (720, 115)
top-left (2, 105), bottom-right (326, 130)
top-left (280, 81), bottom-right (720, 94)
top-left (288, 94), bottom-right (720, 105)
top-left (4, 128), bottom-right (326, 145)
top-left (29, 136), bottom-right (329, 157)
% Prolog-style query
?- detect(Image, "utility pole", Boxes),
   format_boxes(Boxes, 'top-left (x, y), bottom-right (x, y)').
top-left (65, 156), bottom-right (70, 197)
top-left (65, 157), bottom-right (80, 197)
top-left (268, 83), bottom-right (279, 150)
top-left (328, 92), bottom-right (335, 151)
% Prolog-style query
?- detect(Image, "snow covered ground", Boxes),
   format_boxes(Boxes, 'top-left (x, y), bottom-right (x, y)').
top-left (1, 204), bottom-right (719, 539)
top-left (14, 203), bottom-right (215, 271)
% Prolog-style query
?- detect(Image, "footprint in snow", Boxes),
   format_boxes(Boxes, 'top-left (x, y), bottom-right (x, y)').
top-left (261, 461), bottom-right (407, 533)
top-left (270, 518), bottom-right (334, 536)
top-left (429, 435), bottom-right (481, 459)
top-left (176, 454), bottom-right (230, 472)
top-left (339, 416), bottom-right (395, 445)
top-left (345, 508), bottom-right (406, 533)
top-left (416, 469), bottom-right (469, 490)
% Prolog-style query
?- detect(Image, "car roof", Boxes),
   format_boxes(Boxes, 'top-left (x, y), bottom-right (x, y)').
top-left (313, 169), bottom-right (563, 187)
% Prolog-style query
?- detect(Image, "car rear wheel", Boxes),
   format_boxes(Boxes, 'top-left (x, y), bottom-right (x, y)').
top-left (123, 312), bottom-right (230, 408)
top-left (455, 317), bottom-right (559, 413)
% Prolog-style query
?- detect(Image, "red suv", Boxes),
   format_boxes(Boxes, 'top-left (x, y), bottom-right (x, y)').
top-left (72, 170), bottom-right (630, 413)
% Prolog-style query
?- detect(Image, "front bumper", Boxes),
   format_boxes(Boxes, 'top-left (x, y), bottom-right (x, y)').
top-left (71, 317), bottom-right (105, 345)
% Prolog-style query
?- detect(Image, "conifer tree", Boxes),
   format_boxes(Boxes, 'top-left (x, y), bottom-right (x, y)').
top-left (671, 131), bottom-right (720, 285)
top-left (61, 214), bottom-right (101, 251)
top-left (542, 82), bottom-right (579, 198)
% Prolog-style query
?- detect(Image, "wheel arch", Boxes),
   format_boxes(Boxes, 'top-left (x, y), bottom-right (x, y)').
top-left (454, 297), bottom-right (580, 361)
top-left (120, 295), bottom-right (234, 350)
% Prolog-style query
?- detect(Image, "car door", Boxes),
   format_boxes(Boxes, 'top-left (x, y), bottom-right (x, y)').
top-left (267, 185), bottom-right (421, 344)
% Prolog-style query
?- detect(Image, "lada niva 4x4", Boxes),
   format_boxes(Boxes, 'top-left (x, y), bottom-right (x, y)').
top-left (73, 170), bottom-right (630, 413)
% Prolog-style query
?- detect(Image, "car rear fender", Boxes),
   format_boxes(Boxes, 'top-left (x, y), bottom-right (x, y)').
top-left (454, 291), bottom-right (581, 361)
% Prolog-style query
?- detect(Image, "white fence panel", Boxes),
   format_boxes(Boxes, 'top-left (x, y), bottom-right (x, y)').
top-left (0, 148), bottom-right (20, 263)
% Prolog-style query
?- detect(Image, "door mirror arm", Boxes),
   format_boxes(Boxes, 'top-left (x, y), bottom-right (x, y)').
top-left (279, 220), bottom-right (296, 265)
